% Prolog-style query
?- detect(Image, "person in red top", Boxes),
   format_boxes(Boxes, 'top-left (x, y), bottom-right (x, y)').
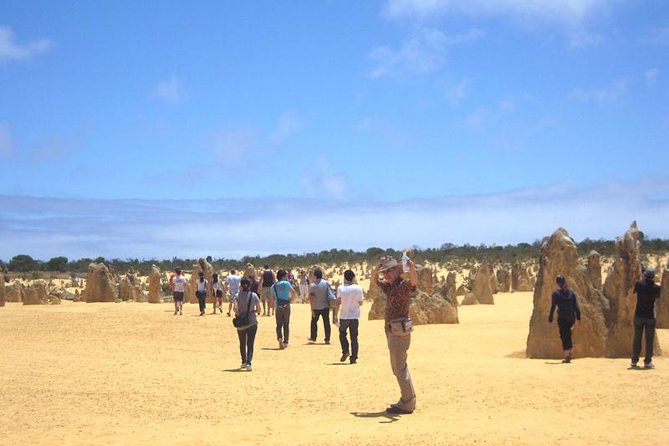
top-left (371, 255), bottom-right (418, 415)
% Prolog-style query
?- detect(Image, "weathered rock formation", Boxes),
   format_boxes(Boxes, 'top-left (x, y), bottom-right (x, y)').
top-left (0, 272), bottom-right (5, 307)
top-left (512, 263), bottom-right (534, 292)
top-left (461, 263), bottom-right (495, 305)
top-left (148, 265), bottom-right (164, 304)
top-left (658, 265), bottom-right (669, 328)
top-left (23, 281), bottom-right (49, 305)
top-left (587, 250), bottom-right (602, 290)
top-left (83, 263), bottom-right (119, 303)
top-left (526, 228), bottom-right (609, 358)
top-left (605, 222), bottom-right (661, 357)
top-left (118, 271), bottom-right (144, 302)
top-left (496, 268), bottom-right (511, 292)
top-left (417, 267), bottom-right (435, 294)
top-left (7, 280), bottom-right (25, 303)
top-left (438, 272), bottom-right (458, 306)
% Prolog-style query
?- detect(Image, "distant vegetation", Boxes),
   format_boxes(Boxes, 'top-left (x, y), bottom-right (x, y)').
top-left (2, 234), bottom-right (668, 275)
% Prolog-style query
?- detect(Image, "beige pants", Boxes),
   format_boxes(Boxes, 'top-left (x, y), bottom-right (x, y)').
top-left (385, 330), bottom-right (416, 410)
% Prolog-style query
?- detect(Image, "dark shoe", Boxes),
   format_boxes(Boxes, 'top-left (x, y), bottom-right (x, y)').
top-left (324, 340), bottom-right (330, 345)
top-left (278, 339), bottom-right (285, 350)
top-left (349, 358), bottom-right (357, 364)
top-left (385, 405), bottom-right (413, 415)
top-left (630, 362), bottom-right (639, 369)
top-left (561, 357), bottom-right (571, 363)
top-left (340, 352), bottom-right (350, 362)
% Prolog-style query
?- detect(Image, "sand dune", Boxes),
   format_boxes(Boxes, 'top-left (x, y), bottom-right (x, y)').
top-left (1, 292), bottom-right (667, 445)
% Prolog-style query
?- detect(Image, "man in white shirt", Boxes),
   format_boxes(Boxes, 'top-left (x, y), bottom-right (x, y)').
top-left (337, 269), bottom-right (364, 364)
top-left (226, 269), bottom-right (241, 317)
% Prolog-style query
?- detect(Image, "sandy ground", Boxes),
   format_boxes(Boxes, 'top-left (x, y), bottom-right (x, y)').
top-left (1, 292), bottom-right (668, 446)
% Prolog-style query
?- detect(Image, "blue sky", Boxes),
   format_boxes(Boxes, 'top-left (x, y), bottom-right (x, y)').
top-left (1, 1), bottom-right (668, 260)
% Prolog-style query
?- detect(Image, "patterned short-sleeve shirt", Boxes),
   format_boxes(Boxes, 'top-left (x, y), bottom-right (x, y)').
top-left (379, 278), bottom-right (416, 322)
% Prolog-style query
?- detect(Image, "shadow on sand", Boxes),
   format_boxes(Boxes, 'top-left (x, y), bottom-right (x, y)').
top-left (350, 411), bottom-right (399, 423)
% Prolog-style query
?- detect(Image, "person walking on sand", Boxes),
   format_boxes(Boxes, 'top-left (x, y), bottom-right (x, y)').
top-left (548, 275), bottom-right (581, 363)
top-left (259, 265), bottom-right (276, 317)
top-left (308, 268), bottom-right (333, 344)
top-left (271, 269), bottom-right (298, 349)
top-left (195, 271), bottom-right (208, 316)
top-left (371, 255), bottom-right (418, 415)
top-left (631, 268), bottom-right (661, 369)
top-left (298, 270), bottom-right (309, 303)
top-left (211, 273), bottom-right (224, 314)
top-left (226, 269), bottom-right (241, 317)
top-left (337, 269), bottom-right (364, 364)
top-left (171, 267), bottom-right (187, 316)
top-left (233, 278), bottom-right (262, 371)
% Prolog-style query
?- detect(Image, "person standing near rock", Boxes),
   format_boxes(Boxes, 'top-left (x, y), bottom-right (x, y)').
top-left (226, 269), bottom-right (241, 317)
top-left (298, 270), bottom-right (309, 303)
top-left (548, 275), bottom-right (581, 363)
top-left (258, 265), bottom-right (276, 317)
top-left (171, 267), bottom-right (187, 316)
top-left (211, 273), bottom-right (224, 314)
top-left (233, 278), bottom-right (262, 371)
top-left (337, 269), bottom-right (364, 364)
top-left (271, 269), bottom-right (298, 349)
top-left (371, 255), bottom-right (418, 415)
top-left (308, 268), bottom-right (333, 344)
top-left (631, 268), bottom-right (661, 369)
top-left (195, 271), bottom-right (208, 316)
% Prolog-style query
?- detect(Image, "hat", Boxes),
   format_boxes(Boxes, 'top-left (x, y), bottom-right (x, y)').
top-left (644, 268), bottom-right (656, 279)
top-left (378, 257), bottom-right (400, 272)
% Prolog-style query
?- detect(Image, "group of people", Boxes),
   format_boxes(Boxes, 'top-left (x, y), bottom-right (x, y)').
top-left (548, 268), bottom-right (662, 369)
top-left (168, 255), bottom-right (661, 416)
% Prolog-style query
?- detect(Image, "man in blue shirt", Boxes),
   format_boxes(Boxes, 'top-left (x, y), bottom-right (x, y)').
top-left (272, 269), bottom-right (297, 349)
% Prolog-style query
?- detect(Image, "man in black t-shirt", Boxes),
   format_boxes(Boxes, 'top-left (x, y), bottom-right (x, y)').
top-left (631, 268), bottom-right (661, 369)
top-left (258, 265), bottom-right (276, 317)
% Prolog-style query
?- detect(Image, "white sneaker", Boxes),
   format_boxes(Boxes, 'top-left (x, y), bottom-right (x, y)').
top-left (644, 362), bottom-right (655, 369)
top-left (240, 363), bottom-right (246, 369)
top-left (246, 364), bottom-right (252, 371)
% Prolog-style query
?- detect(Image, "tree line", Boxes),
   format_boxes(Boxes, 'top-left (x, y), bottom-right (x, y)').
top-left (2, 235), bottom-right (668, 275)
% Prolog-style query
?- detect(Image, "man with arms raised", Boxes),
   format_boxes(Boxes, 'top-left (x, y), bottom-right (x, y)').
top-left (371, 255), bottom-right (418, 415)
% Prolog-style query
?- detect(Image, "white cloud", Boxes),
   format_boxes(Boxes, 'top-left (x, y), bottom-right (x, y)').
top-left (384, 0), bottom-right (609, 27)
top-left (445, 79), bottom-right (469, 105)
top-left (0, 122), bottom-right (15, 158)
top-left (569, 80), bottom-right (626, 105)
top-left (0, 26), bottom-right (51, 61)
top-left (2, 178), bottom-right (668, 260)
top-left (301, 154), bottom-right (348, 200)
top-left (643, 26), bottom-right (669, 45)
top-left (645, 68), bottom-right (659, 85)
top-left (209, 128), bottom-right (257, 165)
top-left (369, 27), bottom-right (482, 78)
top-left (153, 75), bottom-right (182, 103)
top-left (270, 111), bottom-right (302, 145)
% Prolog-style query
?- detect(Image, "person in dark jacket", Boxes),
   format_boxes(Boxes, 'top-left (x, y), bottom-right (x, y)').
top-left (631, 268), bottom-right (661, 369)
top-left (548, 275), bottom-right (581, 363)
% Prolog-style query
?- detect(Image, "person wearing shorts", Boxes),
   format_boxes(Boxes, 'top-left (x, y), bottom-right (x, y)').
top-left (259, 265), bottom-right (276, 317)
top-left (212, 273), bottom-right (224, 314)
top-left (171, 267), bottom-right (187, 316)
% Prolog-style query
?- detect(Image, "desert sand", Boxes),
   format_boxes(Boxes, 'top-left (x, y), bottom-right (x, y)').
top-left (1, 292), bottom-right (668, 445)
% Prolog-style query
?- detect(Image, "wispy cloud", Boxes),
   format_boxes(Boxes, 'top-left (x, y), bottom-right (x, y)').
top-left (0, 122), bottom-right (15, 158)
top-left (383, 0), bottom-right (609, 27)
top-left (642, 26), bottom-right (669, 45)
top-left (270, 111), bottom-right (302, 145)
top-left (444, 79), bottom-right (470, 105)
top-left (569, 79), bottom-right (626, 105)
top-left (208, 128), bottom-right (257, 165)
top-left (645, 68), bottom-right (659, 85)
top-left (368, 27), bottom-right (483, 78)
top-left (301, 154), bottom-right (348, 200)
top-left (2, 178), bottom-right (668, 260)
top-left (0, 26), bottom-right (51, 62)
top-left (153, 75), bottom-right (182, 103)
